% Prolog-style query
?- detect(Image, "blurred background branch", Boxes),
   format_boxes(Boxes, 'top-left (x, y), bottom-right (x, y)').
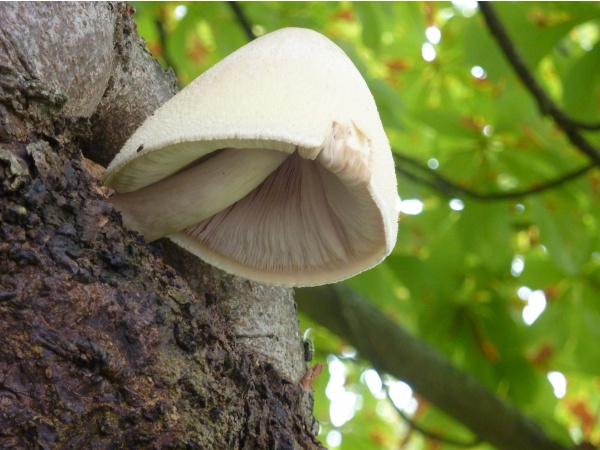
top-left (296, 285), bottom-right (570, 450)
top-left (394, 153), bottom-right (595, 200)
top-left (228, 1), bottom-right (256, 41)
top-left (478, 2), bottom-right (600, 133)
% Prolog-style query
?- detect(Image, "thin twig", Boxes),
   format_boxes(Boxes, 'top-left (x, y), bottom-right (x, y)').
top-left (557, 116), bottom-right (600, 132)
top-left (394, 152), bottom-right (595, 200)
top-left (478, 2), bottom-right (600, 163)
top-left (155, 15), bottom-right (178, 78)
top-left (228, 1), bottom-right (256, 41)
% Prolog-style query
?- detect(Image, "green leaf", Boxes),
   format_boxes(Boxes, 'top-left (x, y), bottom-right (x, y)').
top-left (457, 201), bottom-right (513, 273)
top-left (494, 2), bottom-right (600, 67)
top-left (413, 109), bottom-right (481, 139)
top-left (354, 2), bottom-right (381, 51)
top-left (562, 43), bottom-right (600, 122)
top-left (519, 250), bottom-right (567, 289)
top-left (529, 281), bottom-right (600, 376)
top-left (528, 196), bottom-right (592, 276)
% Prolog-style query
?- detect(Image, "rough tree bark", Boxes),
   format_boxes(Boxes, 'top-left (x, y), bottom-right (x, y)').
top-left (0, 3), bottom-right (322, 449)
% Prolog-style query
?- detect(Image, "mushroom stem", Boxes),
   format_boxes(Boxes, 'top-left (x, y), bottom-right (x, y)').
top-left (109, 148), bottom-right (290, 242)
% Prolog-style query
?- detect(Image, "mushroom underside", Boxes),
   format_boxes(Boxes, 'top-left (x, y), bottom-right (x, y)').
top-left (108, 147), bottom-right (289, 242)
top-left (178, 151), bottom-right (386, 282)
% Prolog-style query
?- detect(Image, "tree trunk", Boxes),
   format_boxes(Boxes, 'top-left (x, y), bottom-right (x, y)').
top-left (0, 3), bottom-right (322, 448)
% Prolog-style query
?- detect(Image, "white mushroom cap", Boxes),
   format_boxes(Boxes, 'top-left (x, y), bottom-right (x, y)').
top-left (103, 27), bottom-right (399, 287)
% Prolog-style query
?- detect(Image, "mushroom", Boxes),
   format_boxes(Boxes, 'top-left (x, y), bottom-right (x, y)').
top-left (103, 27), bottom-right (399, 287)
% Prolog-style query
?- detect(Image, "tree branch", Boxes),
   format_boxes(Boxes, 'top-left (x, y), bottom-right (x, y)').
top-left (478, 2), bottom-right (600, 164)
top-left (295, 285), bottom-right (571, 450)
top-left (394, 152), bottom-right (595, 200)
top-left (228, 1), bottom-right (256, 41)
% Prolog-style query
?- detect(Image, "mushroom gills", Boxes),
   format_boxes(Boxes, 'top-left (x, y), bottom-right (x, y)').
top-left (109, 148), bottom-right (290, 242)
top-left (182, 151), bottom-right (384, 277)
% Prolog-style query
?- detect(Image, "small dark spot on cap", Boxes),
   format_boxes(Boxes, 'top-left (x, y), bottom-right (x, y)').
top-left (136, 145), bottom-right (144, 153)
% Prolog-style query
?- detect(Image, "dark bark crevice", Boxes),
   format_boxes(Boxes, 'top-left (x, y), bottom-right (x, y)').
top-left (84, 2), bottom-right (178, 167)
